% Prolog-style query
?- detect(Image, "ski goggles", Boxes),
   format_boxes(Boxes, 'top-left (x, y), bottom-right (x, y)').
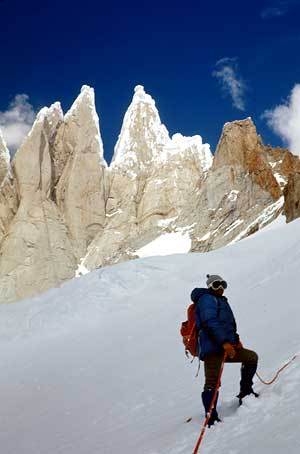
top-left (210, 280), bottom-right (227, 290)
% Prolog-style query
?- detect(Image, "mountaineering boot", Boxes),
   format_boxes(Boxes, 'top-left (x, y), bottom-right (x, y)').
top-left (202, 389), bottom-right (221, 427)
top-left (237, 363), bottom-right (259, 405)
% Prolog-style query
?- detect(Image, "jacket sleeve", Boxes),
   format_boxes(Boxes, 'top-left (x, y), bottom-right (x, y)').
top-left (196, 294), bottom-right (229, 346)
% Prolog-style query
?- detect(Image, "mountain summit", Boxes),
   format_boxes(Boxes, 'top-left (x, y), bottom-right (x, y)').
top-left (0, 85), bottom-right (298, 302)
top-left (111, 85), bottom-right (170, 172)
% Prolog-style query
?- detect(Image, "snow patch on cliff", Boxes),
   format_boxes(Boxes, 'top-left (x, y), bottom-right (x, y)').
top-left (136, 231), bottom-right (191, 257)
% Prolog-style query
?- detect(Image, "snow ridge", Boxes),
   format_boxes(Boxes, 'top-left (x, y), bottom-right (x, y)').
top-left (0, 217), bottom-right (300, 452)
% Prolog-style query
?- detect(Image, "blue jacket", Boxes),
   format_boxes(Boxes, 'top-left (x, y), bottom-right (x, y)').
top-left (191, 288), bottom-right (239, 360)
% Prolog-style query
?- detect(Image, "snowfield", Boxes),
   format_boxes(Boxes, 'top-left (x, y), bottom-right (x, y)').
top-left (0, 216), bottom-right (300, 453)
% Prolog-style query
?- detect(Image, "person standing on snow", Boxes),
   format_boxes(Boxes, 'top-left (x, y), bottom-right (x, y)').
top-left (191, 274), bottom-right (258, 426)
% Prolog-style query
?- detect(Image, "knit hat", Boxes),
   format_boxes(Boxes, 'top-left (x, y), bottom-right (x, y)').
top-left (206, 274), bottom-right (225, 288)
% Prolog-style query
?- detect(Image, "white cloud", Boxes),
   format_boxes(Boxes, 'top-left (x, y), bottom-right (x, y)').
top-left (0, 94), bottom-right (35, 153)
top-left (261, 6), bottom-right (286, 18)
top-left (261, 0), bottom-right (300, 19)
top-left (212, 58), bottom-right (246, 111)
top-left (263, 84), bottom-right (300, 156)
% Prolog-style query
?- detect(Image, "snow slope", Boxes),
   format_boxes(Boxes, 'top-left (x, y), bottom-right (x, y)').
top-left (0, 217), bottom-right (300, 453)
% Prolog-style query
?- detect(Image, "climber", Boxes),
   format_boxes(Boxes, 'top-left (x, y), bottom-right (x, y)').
top-left (191, 274), bottom-right (258, 426)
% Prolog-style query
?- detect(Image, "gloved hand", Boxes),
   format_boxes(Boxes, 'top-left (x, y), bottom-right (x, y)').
top-left (223, 342), bottom-right (236, 358)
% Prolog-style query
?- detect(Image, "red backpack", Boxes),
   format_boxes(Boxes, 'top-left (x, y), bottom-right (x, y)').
top-left (180, 303), bottom-right (199, 358)
top-left (181, 290), bottom-right (221, 358)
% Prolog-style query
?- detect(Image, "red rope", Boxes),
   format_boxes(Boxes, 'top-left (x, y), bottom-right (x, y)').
top-left (192, 353), bottom-right (227, 454)
top-left (256, 354), bottom-right (298, 385)
top-left (192, 352), bottom-right (299, 453)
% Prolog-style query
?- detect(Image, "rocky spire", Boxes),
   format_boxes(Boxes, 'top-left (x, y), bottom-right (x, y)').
top-left (0, 101), bottom-right (76, 303)
top-left (213, 118), bottom-right (281, 200)
top-left (54, 85), bottom-right (107, 260)
top-left (64, 85), bottom-right (106, 165)
top-left (82, 86), bottom-right (213, 272)
top-left (111, 85), bottom-right (170, 173)
top-left (0, 86), bottom-right (291, 303)
top-left (12, 102), bottom-right (64, 197)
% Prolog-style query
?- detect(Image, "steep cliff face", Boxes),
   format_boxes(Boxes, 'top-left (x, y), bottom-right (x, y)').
top-left (0, 173), bottom-right (17, 245)
top-left (0, 105), bottom-right (77, 303)
top-left (0, 85), bottom-right (291, 303)
top-left (54, 86), bottom-right (107, 260)
top-left (283, 173), bottom-right (300, 222)
top-left (0, 130), bottom-right (14, 242)
top-left (82, 86), bottom-right (213, 270)
top-left (0, 130), bottom-right (10, 185)
top-left (0, 86), bottom-right (107, 302)
top-left (263, 146), bottom-right (300, 223)
top-left (190, 118), bottom-right (282, 252)
top-left (264, 146), bottom-right (300, 189)
top-left (212, 119), bottom-right (281, 200)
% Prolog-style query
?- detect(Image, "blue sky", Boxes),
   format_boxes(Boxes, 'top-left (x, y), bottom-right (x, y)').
top-left (0, 0), bottom-right (300, 161)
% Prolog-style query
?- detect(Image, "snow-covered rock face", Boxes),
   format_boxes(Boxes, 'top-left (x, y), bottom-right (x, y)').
top-left (0, 84), bottom-right (292, 303)
top-left (111, 85), bottom-right (170, 173)
top-left (111, 85), bottom-right (212, 174)
top-left (168, 133), bottom-right (212, 171)
top-left (86, 115), bottom-right (283, 270)
top-left (0, 129), bottom-right (10, 184)
top-left (83, 86), bottom-right (213, 270)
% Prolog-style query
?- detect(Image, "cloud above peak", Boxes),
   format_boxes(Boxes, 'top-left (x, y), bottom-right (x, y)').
top-left (261, 6), bottom-right (286, 18)
top-left (263, 84), bottom-right (300, 156)
top-left (261, 0), bottom-right (300, 19)
top-left (0, 94), bottom-right (35, 153)
top-left (212, 57), bottom-right (246, 111)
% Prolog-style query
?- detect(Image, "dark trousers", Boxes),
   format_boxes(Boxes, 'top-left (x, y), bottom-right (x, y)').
top-left (204, 347), bottom-right (258, 390)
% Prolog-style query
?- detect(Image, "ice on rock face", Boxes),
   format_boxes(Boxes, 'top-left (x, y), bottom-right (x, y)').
top-left (8, 102), bottom-right (62, 162)
top-left (164, 133), bottom-right (213, 171)
top-left (132, 85), bottom-right (156, 106)
top-left (111, 84), bottom-right (170, 172)
top-left (0, 129), bottom-right (10, 183)
top-left (65, 85), bottom-right (95, 120)
top-left (34, 102), bottom-right (63, 125)
top-left (24, 102), bottom-right (63, 147)
top-left (110, 85), bottom-right (212, 173)
top-left (0, 129), bottom-right (10, 163)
